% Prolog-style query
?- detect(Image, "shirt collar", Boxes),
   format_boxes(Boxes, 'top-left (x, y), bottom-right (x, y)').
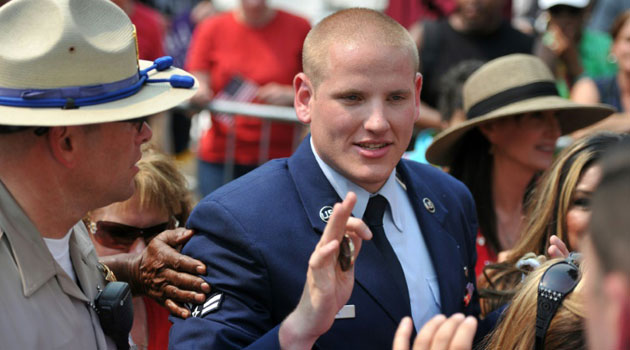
top-left (0, 180), bottom-right (90, 298)
top-left (0, 180), bottom-right (57, 296)
top-left (310, 139), bottom-right (405, 232)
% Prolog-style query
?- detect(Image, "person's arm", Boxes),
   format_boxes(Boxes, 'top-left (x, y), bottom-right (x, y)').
top-left (537, 23), bottom-right (583, 86)
top-left (190, 0), bottom-right (216, 24)
top-left (571, 77), bottom-right (600, 104)
top-left (416, 102), bottom-right (444, 130)
top-left (571, 112), bottom-right (630, 139)
top-left (570, 77), bottom-right (630, 138)
top-left (256, 83), bottom-right (295, 106)
top-left (169, 193), bottom-right (371, 350)
top-left (189, 71), bottom-right (213, 108)
top-left (186, 17), bottom-right (215, 109)
top-left (101, 228), bottom-right (211, 318)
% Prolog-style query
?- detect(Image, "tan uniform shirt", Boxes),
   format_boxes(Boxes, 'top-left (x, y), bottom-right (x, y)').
top-left (0, 181), bottom-right (115, 349)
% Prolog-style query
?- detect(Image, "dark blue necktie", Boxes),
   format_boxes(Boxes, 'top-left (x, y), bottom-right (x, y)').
top-left (363, 195), bottom-right (410, 307)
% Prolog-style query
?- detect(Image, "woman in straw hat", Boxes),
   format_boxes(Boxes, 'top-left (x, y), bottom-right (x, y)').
top-left (425, 54), bottom-right (613, 277)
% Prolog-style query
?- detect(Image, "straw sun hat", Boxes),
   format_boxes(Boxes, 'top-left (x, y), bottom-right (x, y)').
top-left (0, 0), bottom-right (197, 128)
top-left (425, 54), bottom-right (614, 166)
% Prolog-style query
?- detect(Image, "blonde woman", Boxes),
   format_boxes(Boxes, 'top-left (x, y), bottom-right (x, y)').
top-left (479, 132), bottom-right (629, 314)
top-left (391, 257), bottom-right (585, 350)
top-left (87, 147), bottom-right (192, 350)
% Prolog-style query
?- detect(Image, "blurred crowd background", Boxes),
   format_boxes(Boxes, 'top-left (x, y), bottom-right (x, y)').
top-left (65, 0), bottom-right (628, 205)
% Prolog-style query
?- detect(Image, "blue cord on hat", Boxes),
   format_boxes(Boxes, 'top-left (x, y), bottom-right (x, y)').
top-left (0, 56), bottom-right (194, 109)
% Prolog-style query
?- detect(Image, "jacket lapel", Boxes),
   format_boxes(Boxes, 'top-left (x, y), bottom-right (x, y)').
top-left (288, 137), bottom-right (412, 324)
top-left (288, 137), bottom-right (340, 235)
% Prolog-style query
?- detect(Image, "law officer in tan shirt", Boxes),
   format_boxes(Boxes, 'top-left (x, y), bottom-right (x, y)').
top-left (0, 0), bottom-right (209, 348)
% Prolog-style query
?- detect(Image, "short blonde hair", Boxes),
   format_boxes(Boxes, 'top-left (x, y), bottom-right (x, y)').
top-left (302, 8), bottom-right (419, 89)
top-left (125, 146), bottom-right (192, 225)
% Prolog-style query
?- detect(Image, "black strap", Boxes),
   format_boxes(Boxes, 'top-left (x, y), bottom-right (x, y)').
top-left (467, 81), bottom-right (558, 119)
top-left (363, 195), bottom-right (410, 307)
top-left (535, 287), bottom-right (563, 350)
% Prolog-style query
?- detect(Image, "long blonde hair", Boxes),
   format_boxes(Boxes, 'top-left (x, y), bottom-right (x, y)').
top-left (484, 259), bottom-right (586, 350)
top-left (479, 132), bottom-right (628, 313)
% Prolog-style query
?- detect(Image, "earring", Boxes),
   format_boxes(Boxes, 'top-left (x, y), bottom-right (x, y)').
top-left (608, 53), bottom-right (618, 64)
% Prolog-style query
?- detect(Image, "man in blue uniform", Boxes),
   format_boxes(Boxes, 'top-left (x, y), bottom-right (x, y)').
top-left (170, 8), bottom-right (481, 349)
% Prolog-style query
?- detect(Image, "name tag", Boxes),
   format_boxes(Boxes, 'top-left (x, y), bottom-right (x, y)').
top-left (335, 304), bottom-right (356, 319)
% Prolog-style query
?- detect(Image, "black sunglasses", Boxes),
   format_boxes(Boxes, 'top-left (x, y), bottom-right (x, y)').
top-left (0, 116), bottom-right (148, 136)
top-left (123, 116), bottom-right (148, 132)
top-left (549, 5), bottom-right (583, 16)
top-left (535, 253), bottom-right (582, 350)
top-left (91, 218), bottom-right (176, 250)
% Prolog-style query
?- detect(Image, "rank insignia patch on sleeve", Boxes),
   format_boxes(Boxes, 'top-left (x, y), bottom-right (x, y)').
top-left (188, 292), bottom-right (224, 318)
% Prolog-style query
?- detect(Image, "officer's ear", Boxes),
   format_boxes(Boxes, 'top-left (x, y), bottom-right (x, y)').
top-left (294, 72), bottom-right (313, 125)
top-left (47, 126), bottom-right (82, 168)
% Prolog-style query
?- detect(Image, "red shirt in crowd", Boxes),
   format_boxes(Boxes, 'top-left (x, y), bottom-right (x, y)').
top-left (129, 2), bottom-right (165, 61)
top-left (186, 10), bottom-right (310, 165)
top-left (144, 297), bottom-right (171, 350)
top-left (385, 0), bottom-right (457, 28)
top-left (475, 230), bottom-right (498, 277)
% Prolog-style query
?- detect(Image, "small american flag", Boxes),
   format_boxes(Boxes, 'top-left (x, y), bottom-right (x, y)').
top-left (213, 76), bottom-right (259, 127)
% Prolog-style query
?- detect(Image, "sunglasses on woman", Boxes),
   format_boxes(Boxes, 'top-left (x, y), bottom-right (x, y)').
top-left (535, 253), bottom-right (582, 350)
top-left (90, 217), bottom-right (178, 250)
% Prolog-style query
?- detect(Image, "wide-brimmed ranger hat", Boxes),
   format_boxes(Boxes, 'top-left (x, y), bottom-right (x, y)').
top-left (0, 0), bottom-right (197, 130)
top-left (425, 54), bottom-right (614, 166)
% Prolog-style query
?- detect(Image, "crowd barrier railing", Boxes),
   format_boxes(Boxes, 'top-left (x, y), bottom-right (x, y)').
top-left (205, 100), bottom-right (304, 183)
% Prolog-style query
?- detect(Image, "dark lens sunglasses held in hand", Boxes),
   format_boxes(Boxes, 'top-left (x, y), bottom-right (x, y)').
top-left (535, 253), bottom-right (582, 350)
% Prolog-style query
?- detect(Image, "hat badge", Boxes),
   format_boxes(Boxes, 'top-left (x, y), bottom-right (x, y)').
top-left (319, 206), bottom-right (333, 222)
top-left (423, 198), bottom-right (436, 213)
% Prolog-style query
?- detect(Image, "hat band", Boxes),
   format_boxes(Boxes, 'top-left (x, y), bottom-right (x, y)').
top-left (466, 81), bottom-right (558, 119)
top-left (0, 56), bottom-right (194, 109)
top-left (0, 74), bottom-right (140, 101)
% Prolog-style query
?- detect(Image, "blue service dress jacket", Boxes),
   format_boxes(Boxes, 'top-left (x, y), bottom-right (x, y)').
top-left (169, 136), bottom-right (481, 349)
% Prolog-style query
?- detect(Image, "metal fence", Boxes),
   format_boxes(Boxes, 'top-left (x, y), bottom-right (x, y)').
top-left (206, 100), bottom-right (304, 183)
